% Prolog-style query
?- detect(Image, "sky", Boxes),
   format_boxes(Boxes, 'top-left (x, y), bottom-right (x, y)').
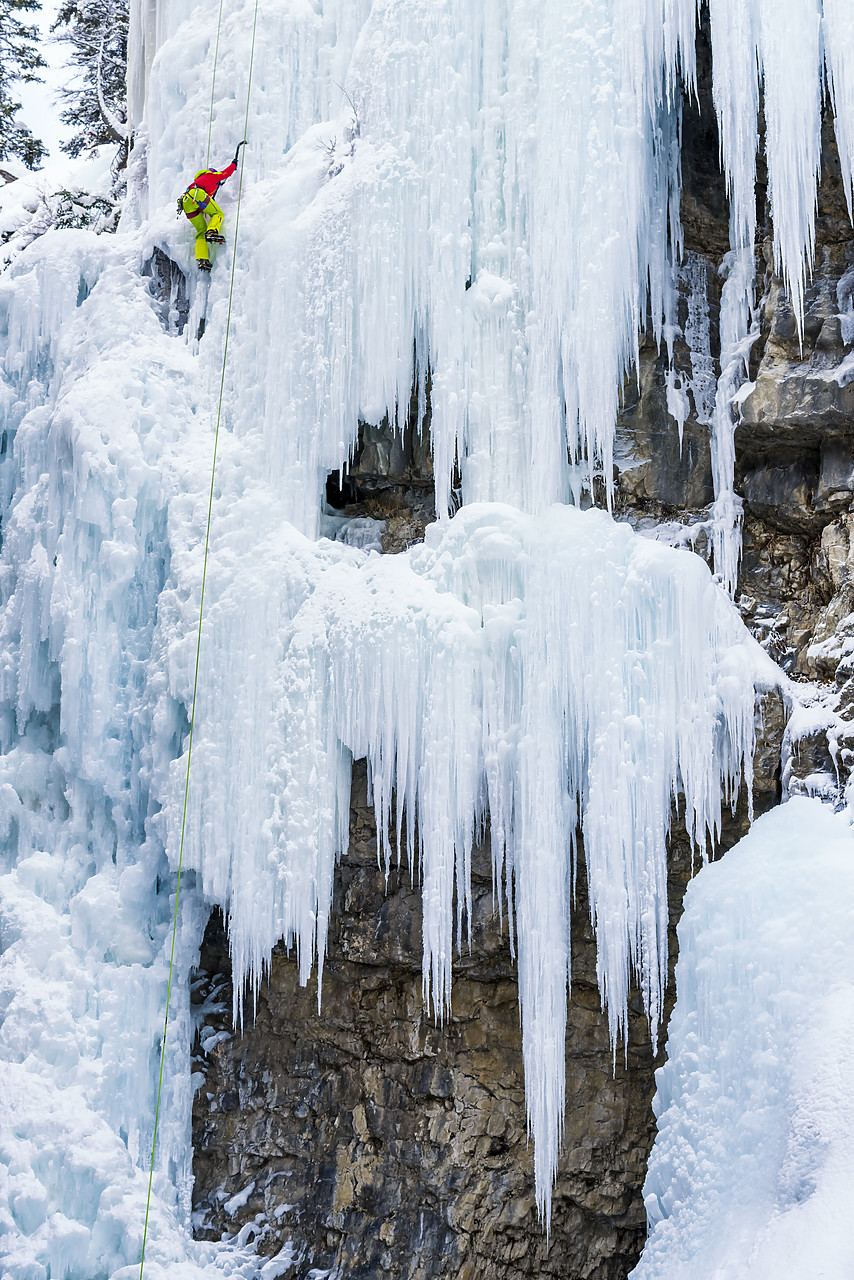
top-left (15, 1), bottom-right (74, 162)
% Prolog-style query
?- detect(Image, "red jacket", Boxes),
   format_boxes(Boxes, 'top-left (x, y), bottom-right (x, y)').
top-left (190, 161), bottom-right (236, 197)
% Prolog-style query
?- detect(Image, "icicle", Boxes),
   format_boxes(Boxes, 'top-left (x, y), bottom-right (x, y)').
top-left (823, 0), bottom-right (854, 221)
top-left (757, 0), bottom-right (822, 332)
top-left (703, 0), bottom-right (823, 592)
top-left (708, 246), bottom-right (758, 597)
top-left (174, 505), bottom-right (764, 1225)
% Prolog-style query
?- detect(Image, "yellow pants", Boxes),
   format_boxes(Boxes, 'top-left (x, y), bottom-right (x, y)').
top-left (182, 189), bottom-right (224, 262)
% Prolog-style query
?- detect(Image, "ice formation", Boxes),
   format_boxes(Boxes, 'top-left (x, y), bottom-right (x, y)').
top-left (1, 0), bottom-right (854, 1275)
top-left (175, 499), bottom-right (766, 1219)
top-left (632, 798), bottom-right (854, 1280)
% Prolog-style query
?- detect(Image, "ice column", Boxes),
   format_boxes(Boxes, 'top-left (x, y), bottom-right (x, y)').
top-left (708, 247), bottom-right (757, 597)
top-left (824, 0), bottom-right (854, 218)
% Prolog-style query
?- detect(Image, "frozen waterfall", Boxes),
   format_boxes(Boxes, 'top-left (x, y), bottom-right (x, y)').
top-left (1, 1), bottom-right (853, 1276)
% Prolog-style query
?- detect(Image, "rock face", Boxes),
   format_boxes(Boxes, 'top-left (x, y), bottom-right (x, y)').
top-left (191, 756), bottom-right (778, 1280)
top-left (735, 119), bottom-right (854, 703)
top-left (191, 18), bottom-right (852, 1279)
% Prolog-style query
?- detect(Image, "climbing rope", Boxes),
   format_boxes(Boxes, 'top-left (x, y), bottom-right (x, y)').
top-left (205, 0), bottom-right (226, 166)
top-left (138, 1), bottom-right (261, 1273)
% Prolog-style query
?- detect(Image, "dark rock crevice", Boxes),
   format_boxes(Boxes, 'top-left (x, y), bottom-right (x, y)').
top-left (143, 247), bottom-right (190, 336)
top-left (324, 368), bottom-right (436, 555)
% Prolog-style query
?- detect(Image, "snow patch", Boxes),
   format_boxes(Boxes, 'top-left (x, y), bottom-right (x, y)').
top-left (633, 798), bottom-right (854, 1279)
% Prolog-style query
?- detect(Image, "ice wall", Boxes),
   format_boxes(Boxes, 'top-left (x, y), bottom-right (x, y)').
top-left (632, 798), bottom-right (854, 1280)
top-left (174, 500), bottom-right (766, 1219)
top-left (0, 220), bottom-right (766, 1267)
top-left (2, 0), bottom-right (854, 1274)
top-left (0, 234), bottom-right (265, 1276)
top-left (130, 0), bottom-right (854, 560)
top-left (133, 0), bottom-right (697, 530)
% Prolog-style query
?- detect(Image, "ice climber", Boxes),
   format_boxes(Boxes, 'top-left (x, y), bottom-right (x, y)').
top-left (178, 141), bottom-right (246, 272)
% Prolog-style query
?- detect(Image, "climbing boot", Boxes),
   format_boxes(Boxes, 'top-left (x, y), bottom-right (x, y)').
top-left (205, 231), bottom-right (226, 245)
top-left (198, 259), bottom-right (212, 273)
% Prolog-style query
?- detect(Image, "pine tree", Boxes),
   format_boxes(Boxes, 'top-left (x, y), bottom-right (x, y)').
top-left (52, 0), bottom-right (128, 161)
top-left (0, 0), bottom-right (47, 168)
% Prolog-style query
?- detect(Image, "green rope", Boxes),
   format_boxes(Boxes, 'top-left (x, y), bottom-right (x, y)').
top-left (138, 2), bottom-right (261, 1274)
top-left (205, 0), bottom-right (226, 167)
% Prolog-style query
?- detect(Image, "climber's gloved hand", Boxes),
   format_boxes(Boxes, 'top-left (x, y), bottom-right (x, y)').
top-left (233, 139), bottom-right (247, 168)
